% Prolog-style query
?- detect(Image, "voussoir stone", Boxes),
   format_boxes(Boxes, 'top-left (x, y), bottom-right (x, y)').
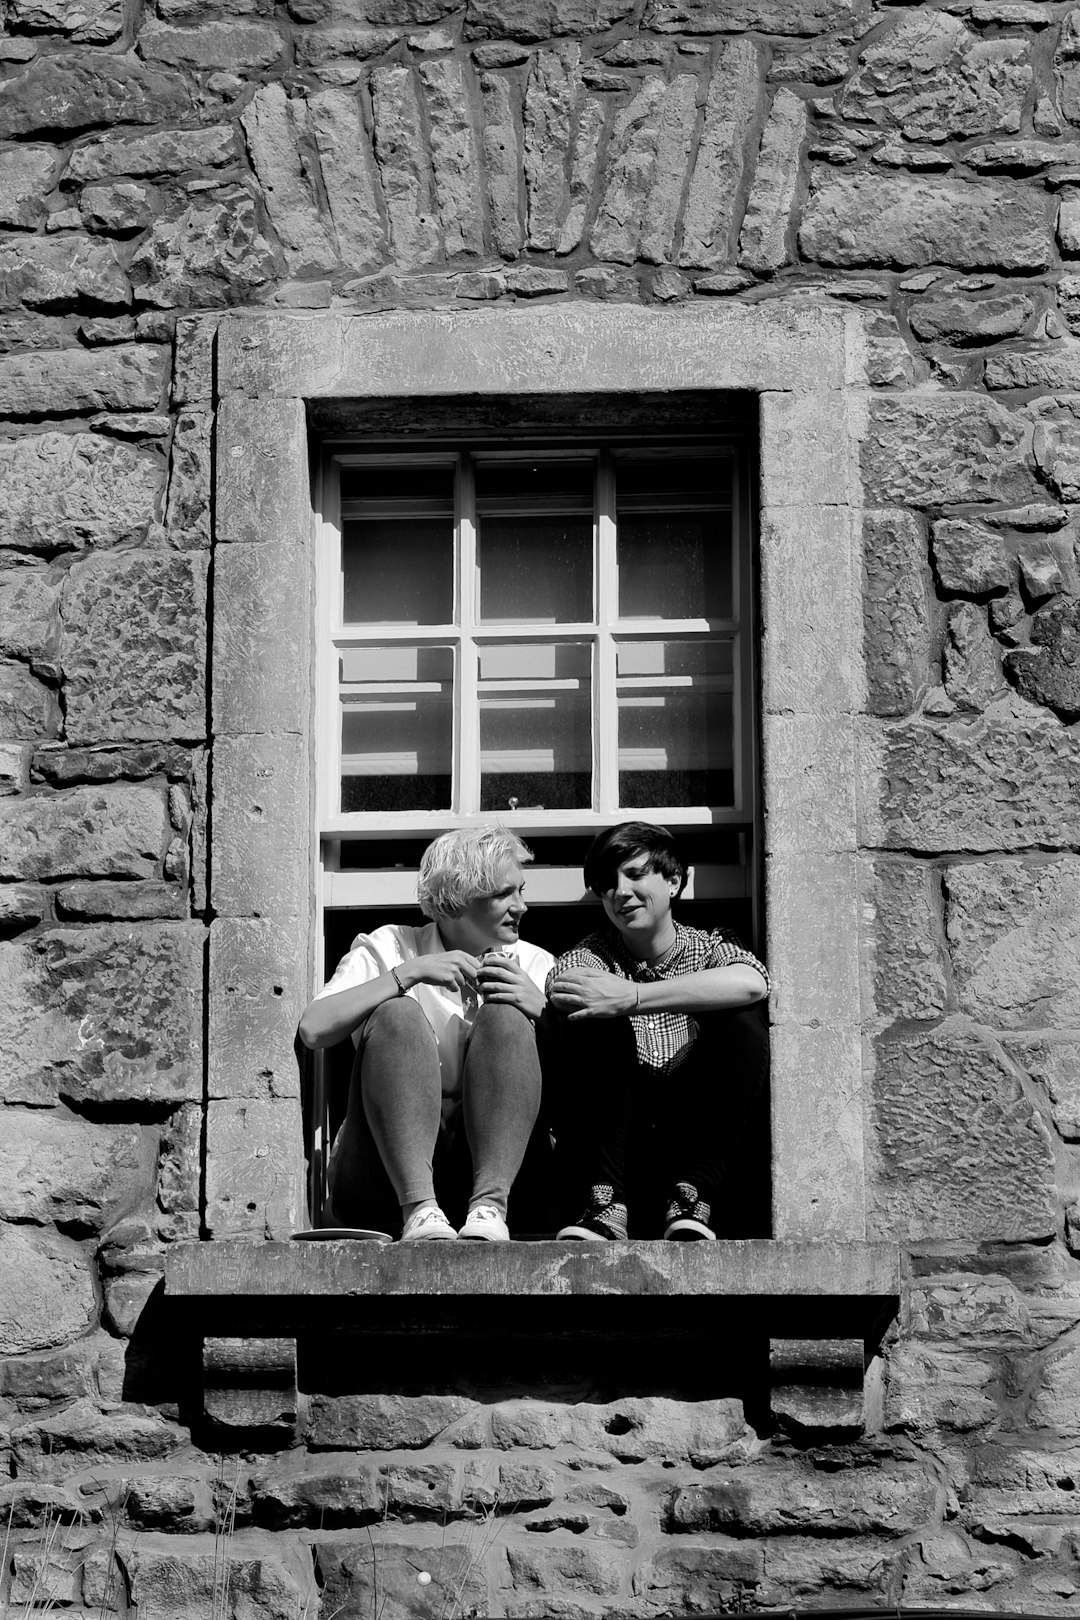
top-left (644, 0), bottom-right (869, 32)
top-left (1007, 596), bottom-right (1080, 718)
top-left (62, 550), bottom-right (207, 743)
top-left (0, 1112), bottom-right (148, 1229)
top-left (946, 856), bottom-right (1080, 1030)
top-left (667, 1461), bottom-right (940, 1537)
top-left (0, 1227), bottom-right (96, 1355)
top-left (0, 53), bottom-right (190, 139)
top-left (0, 920), bottom-right (203, 1106)
top-left (869, 1021), bottom-right (1055, 1239)
top-left (0, 343), bottom-right (166, 416)
top-left (464, 0), bottom-right (634, 39)
top-left (800, 172), bottom-right (1052, 271)
top-left (130, 185), bottom-right (281, 308)
top-left (859, 699), bottom-right (1080, 851)
top-left (862, 395), bottom-right (1038, 507)
top-left (836, 9), bottom-right (1030, 141)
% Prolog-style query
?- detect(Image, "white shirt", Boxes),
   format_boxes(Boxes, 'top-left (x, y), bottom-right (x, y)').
top-left (313, 921), bottom-right (554, 1098)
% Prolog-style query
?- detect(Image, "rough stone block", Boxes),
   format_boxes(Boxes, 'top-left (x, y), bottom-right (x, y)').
top-left (249, 1458), bottom-right (379, 1527)
top-left (2, 743), bottom-right (29, 797)
top-left (909, 292), bottom-right (1033, 346)
top-left (31, 741), bottom-right (192, 785)
top-left (862, 508), bottom-right (931, 716)
top-left (130, 185), bottom-right (282, 308)
top-left (645, 0), bottom-right (868, 31)
top-left (944, 600), bottom-right (1001, 711)
top-left (883, 1339), bottom-right (1000, 1436)
top-left (204, 1097), bottom-right (306, 1239)
top-left (69, 126), bottom-right (236, 181)
top-left (1007, 596), bottom-right (1080, 718)
top-left (1026, 1342), bottom-right (1080, 1436)
top-left (139, 18), bottom-right (283, 70)
top-left (946, 857), bottom-right (1080, 1029)
top-left (862, 395), bottom-right (1037, 507)
top-left (211, 732), bottom-right (309, 920)
top-left (633, 1544), bottom-right (765, 1609)
top-left (421, 57), bottom-right (484, 259)
top-left (208, 917), bottom-right (303, 1100)
top-left (317, 1541), bottom-right (486, 1620)
top-left (0, 53), bottom-right (190, 139)
top-left (931, 517), bottom-right (1013, 597)
top-left (0, 432), bottom-right (164, 554)
top-left (0, 343), bottom-right (167, 416)
top-left (480, 71), bottom-right (522, 259)
top-left (371, 65), bottom-right (441, 268)
top-left (800, 172), bottom-right (1052, 271)
top-left (117, 1547), bottom-right (307, 1620)
top-left (1005, 1034), bottom-right (1080, 1139)
top-left (122, 1476), bottom-right (208, 1533)
top-left (0, 882), bottom-right (44, 923)
top-left (869, 1021), bottom-right (1056, 1240)
top-left (0, 237), bottom-right (129, 312)
top-left (835, 9), bottom-right (1030, 141)
top-left (0, 146), bottom-right (62, 228)
top-left (11, 1395), bottom-right (185, 1474)
top-left (759, 1537), bottom-right (897, 1608)
top-left (0, 567), bottom-right (61, 667)
top-left (858, 702), bottom-right (1080, 852)
top-left (0, 1227), bottom-right (96, 1355)
top-left (466, 0), bottom-right (633, 38)
top-left (163, 407), bottom-right (211, 547)
top-left (307, 87), bottom-right (386, 274)
top-left (55, 879), bottom-right (187, 920)
top-left (62, 550), bottom-right (208, 744)
top-left (242, 83), bottom-right (337, 275)
top-left (0, 661), bottom-right (60, 740)
top-left (760, 505), bottom-right (858, 716)
top-left (306, 1393), bottom-right (479, 1449)
top-left (860, 858), bottom-right (948, 1026)
top-left (477, 1395), bottom-right (752, 1465)
top-left (666, 1459), bottom-right (940, 1536)
top-left (0, 784), bottom-right (166, 882)
top-left (678, 38), bottom-right (759, 270)
top-left (212, 543), bottom-right (310, 735)
top-left (0, 921), bottom-right (203, 1107)
top-left (0, 1112), bottom-right (151, 1230)
top-left (103, 1271), bottom-right (163, 1338)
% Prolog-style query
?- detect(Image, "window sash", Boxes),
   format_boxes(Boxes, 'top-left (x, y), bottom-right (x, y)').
top-left (316, 442), bottom-right (753, 834)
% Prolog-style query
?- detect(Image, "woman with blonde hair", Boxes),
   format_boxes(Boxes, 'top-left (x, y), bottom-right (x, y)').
top-left (299, 827), bottom-right (553, 1242)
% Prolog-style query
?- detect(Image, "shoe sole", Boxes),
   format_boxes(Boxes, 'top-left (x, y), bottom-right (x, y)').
top-left (556, 1223), bottom-right (619, 1241)
top-left (400, 1231), bottom-right (457, 1242)
top-left (459, 1231), bottom-right (509, 1241)
top-left (664, 1218), bottom-right (716, 1241)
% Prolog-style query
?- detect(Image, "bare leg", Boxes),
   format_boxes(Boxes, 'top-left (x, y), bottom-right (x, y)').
top-left (461, 1003), bottom-right (542, 1217)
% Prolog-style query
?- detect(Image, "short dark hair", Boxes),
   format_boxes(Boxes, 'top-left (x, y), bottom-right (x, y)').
top-left (583, 821), bottom-right (687, 898)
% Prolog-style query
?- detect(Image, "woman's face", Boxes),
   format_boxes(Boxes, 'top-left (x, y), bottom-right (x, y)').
top-left (448, 860), bottom-right (528, 955)
top-left (599, 853), bottom-right (678, 940)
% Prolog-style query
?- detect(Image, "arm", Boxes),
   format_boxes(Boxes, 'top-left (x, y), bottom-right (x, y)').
top-left (548, 962), bottom-right (766, 1021)
top-left (297, 950), bottom-right (479, 1050)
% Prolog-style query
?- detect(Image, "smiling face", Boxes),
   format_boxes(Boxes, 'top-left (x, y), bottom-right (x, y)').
top-left (599, 853), bottom-right (678, 955)
top-left (441, 860), bottom-right (528, 955)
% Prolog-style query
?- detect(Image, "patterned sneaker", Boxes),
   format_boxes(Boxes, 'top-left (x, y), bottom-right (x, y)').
top-left (663, 1181), bottom-right (716, 1241)
top-left (459, 1204), bottom-right (510, 1242)
top-left (557, 1184), bottom-right (629, 1241)
top-left (399, 1205), bottom-right (458, 1242)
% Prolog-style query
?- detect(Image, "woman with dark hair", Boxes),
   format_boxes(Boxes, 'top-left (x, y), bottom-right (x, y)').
top-left (546, 821), bottom-right (770, 1242)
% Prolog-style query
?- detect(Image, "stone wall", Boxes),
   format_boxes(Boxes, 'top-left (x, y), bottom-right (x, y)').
top-left (4, 0), bottom-right (1080, 1613)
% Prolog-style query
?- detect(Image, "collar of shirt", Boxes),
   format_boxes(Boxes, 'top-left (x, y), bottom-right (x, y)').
top-left (606, 921), bottom-right (689, 980)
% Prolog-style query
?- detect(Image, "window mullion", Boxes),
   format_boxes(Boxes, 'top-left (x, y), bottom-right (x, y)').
top-left (457, 452), bottom-right (479, 815)
top-left (595, 451), bottom-right (618, 815)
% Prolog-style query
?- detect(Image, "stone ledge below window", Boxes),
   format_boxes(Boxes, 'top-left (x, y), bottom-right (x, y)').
top-left (165, 1240), bottom-right (899, 1436)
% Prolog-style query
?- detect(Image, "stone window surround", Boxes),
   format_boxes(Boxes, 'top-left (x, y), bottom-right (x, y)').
top-left (207, 301), bottom-right (867, 1247)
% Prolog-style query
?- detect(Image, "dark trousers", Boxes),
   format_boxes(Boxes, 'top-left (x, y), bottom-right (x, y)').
top-left (544, 1004), bottom-right (771, 1238)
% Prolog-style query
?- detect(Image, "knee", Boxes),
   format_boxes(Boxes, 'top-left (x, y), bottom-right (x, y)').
top-left (475, 1001), bottom-right (532, 1036)
top-left (366, 994), bottom-right (428, 1035)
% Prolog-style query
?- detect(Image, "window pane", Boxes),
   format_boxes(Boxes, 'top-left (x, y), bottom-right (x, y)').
top-left (616, 455), bottom-right (732, 621)
top-left (476, 458), bottom-right (593, 624)
top-left (340, 645), bottom-right (452, 813)
top-left (341, 465), bottom-right (454, 626)
top-left (479, 641), bottom-right (591, 811)
top-left (617, 639), bottom-right (734, 808)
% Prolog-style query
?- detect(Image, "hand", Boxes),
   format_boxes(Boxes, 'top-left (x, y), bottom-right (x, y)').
top-left (547, 967), bottom-right (637, 1021)
top-left (476, 954), bottom-right (546, 1020)
top-left (402, 951), bottom-right (479, 994)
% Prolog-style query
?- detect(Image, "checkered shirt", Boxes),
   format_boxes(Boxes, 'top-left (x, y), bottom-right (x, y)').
top-left (547, 921), bottom-right (770, 1076)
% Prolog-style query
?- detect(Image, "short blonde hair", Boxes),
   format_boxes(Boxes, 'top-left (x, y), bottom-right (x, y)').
top-left (417, 827), bottom-right (534, 919)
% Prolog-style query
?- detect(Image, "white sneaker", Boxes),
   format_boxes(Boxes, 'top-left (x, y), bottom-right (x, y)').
top-left (458, 1204), bottom-right (510, 1242)
top-left (399, 1205), bottom-right (457, 1242)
